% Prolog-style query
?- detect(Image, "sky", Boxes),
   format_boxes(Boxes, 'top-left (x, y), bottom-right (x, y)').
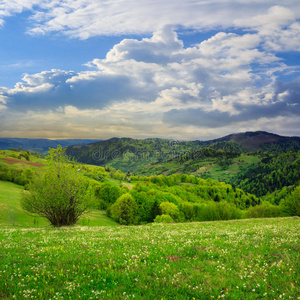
top-left (0, 0), bottom-right (300, 140)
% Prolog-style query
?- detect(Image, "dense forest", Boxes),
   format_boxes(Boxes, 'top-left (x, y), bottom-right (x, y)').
top-left (230, 151), bottom-right (300, 197)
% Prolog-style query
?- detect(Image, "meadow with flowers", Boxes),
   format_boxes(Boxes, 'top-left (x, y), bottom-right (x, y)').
top-left (0, 217), bottom-right (299, 299)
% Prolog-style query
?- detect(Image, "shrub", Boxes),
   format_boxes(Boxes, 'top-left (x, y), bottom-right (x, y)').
top-left (110, 193), bottom-right (138, 225)
top-left (21, 147), bottom-right (91, 227)
top-left (154, 214), bottom-right (174, 223)
top-left (159, 202), bottom-right (180, 222)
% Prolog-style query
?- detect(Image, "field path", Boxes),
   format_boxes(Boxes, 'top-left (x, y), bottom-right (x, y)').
top-left (1, 157), bottom-right (45, 167)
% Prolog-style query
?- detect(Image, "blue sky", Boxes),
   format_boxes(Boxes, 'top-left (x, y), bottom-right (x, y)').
top-left (0, 1), bottom-right (300, 140)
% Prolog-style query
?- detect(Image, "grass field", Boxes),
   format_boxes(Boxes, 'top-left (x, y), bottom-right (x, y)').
top-left (0, 181), bottom-right (48, 227)
top-left (0, 217), bottom-right (299, 299)
top-left (0, 181), bottom-right (118, 228)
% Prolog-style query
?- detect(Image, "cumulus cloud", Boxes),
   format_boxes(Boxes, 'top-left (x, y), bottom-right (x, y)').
top-left (235, 6), bottom-right (300, 51)
top-left (1, 7), bottom-right (300, 139)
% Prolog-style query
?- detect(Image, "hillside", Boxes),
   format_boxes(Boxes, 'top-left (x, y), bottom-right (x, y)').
top-left (66, 137), bottom-right (206, 170)
top-left (215, 131), bottom-right (300, 153)
top-left (66, 131), bottom-right (300, 173)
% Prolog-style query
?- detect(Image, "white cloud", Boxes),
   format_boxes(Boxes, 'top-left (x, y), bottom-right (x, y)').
top-left (0, 1), bottom-right (300, 39)
top-left (1, 18), bottom-right (300, 139)
top-left (235, 6), bottom-right (300, 51)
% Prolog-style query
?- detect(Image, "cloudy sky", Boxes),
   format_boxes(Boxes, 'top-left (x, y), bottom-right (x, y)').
top-left (0, 0), bottom-right (300, 140)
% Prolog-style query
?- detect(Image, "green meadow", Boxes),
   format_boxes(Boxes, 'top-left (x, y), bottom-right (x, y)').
top-left (0, 218), bottom-right (299, 299)
top-left (0, 181), bottom-right (117, 228)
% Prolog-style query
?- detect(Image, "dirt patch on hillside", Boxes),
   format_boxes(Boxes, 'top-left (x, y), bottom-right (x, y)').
top-left (2, 158), bottom-right (45, 167)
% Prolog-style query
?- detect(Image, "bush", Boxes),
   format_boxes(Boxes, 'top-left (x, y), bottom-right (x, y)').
top-left (154, 214), bottom-right (174, 223)
top-left (110, 193), bottom-right (138, 225)
top-left (21, 147), bottom-right (91, 227)
top-left (159, 202), bottom-right (180, 222)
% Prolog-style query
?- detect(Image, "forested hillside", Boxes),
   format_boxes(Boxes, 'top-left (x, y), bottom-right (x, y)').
top-left (66, 131), bottom-right (300, 174)
top-left (66, 137), bottom-right (206, 169)
top-left (230, 151), bottom-right (300, 197)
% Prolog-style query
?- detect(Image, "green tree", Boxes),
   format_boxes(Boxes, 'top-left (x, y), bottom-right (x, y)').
top-left (154, 214), bottom-right (174, 223)
top-left (21, 146), bottom-right (91, 227)
top-left (281, 186), bottom-right (300, 216)
top-left (150, 200), bottom-right (160, 222)
top-left (159, 202), bottom-right (180, 221)
top-left (110, 193), bottom-right (138, 225)
top-left (181, 202), bottom-right (195, 221)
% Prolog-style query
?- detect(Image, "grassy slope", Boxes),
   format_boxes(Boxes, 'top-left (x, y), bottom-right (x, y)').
top-left (138, 154), bottom-right (260, 182)
top-left (0, 217), bottom-right (299, 299)
top-left (0, 181), bottom-right (118, 228)
top-left (0, 181), bottom-right (49, 227)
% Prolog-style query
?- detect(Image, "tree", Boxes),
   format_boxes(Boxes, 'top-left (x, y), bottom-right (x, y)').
top-left (150, 200), bottom-right (160, 222)
top-left (181, 202), bottom-right (195, 221)
top-left (110, 193), bottom-right (138, 225)
top-left (154, 214), bottom-right (174, 223)
top-left (21, 146), bottom-right (91, 227)
top-left (281, 186), bottom-right (300, 216)
top-left (159, 202), bottom-right (180, 222)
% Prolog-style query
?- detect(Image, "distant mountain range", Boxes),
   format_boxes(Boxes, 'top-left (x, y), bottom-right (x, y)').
top-left (1, 131), bottom-right (299, 161)
top-left (214, 131), bottom-right (300, 152)
top-left (0, 138), bottom-right (100, 154)
top-left (65, 131), bottom-right (300, 171)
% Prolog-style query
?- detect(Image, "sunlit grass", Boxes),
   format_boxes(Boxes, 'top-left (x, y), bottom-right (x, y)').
top-left (0, 181), bottom-right (118, 228)
top-left (0, 217), bottom-right (299, 299)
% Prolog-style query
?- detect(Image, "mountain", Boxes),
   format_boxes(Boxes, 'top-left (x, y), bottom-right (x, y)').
top-left (214, 131), bottom-right (300, 153)
top-left (65, 131), bottom-right (300, 174)
top-left (66, 137), bottom-right (206, 170)
top-left (0, 138), bottom-right (101, 154)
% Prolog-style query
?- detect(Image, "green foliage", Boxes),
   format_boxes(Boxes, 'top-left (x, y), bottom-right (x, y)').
top-left (261, 140), bottom-right (300, 154)
top-left (18, 152), bottom-right (30, 161)
top-left (245, 201), bottom-right (284, 218)
top-left (110, 193), bottom-right (138, 225)
top-left (154, 214), bottom-right (174, 223)
top-left (0, 163), bottom-right (36, 186)
top-left (66, 137), bottom-right (205, 171)
top-left (159, 202), bottom-right (180, 222)
top-left (20, 146), bottom-right (91, 227)
top-left (209, 141), bottom-right (247, 153)
top-left (231, 151), bottom-right (300, 197)
top-left (280, 186), bottom-right (300, 216)
top-left (0, 181), bottom-right (117, 228)
top-left (180, 202), bottom-right (195, 221)
top-left (4, 142), bottom-right (299, 226)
